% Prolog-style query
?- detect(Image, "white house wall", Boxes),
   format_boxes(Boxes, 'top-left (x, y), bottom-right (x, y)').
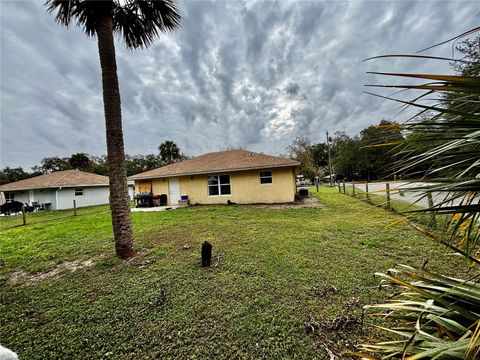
top-left (7, 190), bottom-right (57, 209)
top-left (34, 189), bottom-right (58, 210)
top-left (9, 185), bottom-right (130, 210)
top-left (56, 186), bottom-right (110, 210)
top-left (9, 191), bottom-right (29, 204)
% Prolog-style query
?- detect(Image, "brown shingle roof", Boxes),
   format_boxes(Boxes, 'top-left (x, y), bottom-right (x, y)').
top-left (0, 170), bottom-right (109, 191)
top-left (129, 150), bottom-right (300, 180)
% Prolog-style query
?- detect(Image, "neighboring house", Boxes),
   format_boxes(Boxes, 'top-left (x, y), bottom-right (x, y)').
top-left (128, 150), bottom-right (301, 205)
top-left (0, 170), bottom-right (135, 210)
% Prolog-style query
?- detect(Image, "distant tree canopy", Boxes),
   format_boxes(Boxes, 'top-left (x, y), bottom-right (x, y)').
top-left (69, 153), bottom-right (92, 171)
top-left (125, 154), bottom-right (163, 176)
top-left (0, 167), bottom-right (40, 185)
top-left (1, 141), bottom-right (188, 184)
top-left (31, 156), bottom-right (71, 174)
top-left (158, 140), bottom-right (188, 165)
top-left (285, 120), bottom-right (404, 181)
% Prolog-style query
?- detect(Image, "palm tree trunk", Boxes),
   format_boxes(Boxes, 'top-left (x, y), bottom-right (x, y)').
top-left (96, 15), bottom-right (134, 259)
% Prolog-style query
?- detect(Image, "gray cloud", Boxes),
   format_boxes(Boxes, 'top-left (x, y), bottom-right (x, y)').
top-left (1, 0), bottom-right (479, 169)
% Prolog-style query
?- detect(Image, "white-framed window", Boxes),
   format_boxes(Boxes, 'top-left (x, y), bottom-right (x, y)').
top-left (207, 175), bottom-right (231, 196)
top-left (5, 192), bottom-right (14, 202)
top-left (260, 170), bottom-right (273, 184)
top-left (74, 188), bottom-right (84, 196)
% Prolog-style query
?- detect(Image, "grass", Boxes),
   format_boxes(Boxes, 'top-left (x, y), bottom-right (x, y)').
top-left (0, 204), bottom-right (111, 231)
top-left (0, 187), bottom-right (466, 359)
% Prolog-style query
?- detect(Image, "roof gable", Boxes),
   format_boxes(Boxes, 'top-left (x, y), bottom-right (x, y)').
top-left (129, 150), bottom-right (300, 180)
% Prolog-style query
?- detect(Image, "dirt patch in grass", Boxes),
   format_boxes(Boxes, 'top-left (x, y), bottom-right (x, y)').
top-left (7, 259), bottom-right (97, 286)
top-left (256, 196), bottom-right (323, 209)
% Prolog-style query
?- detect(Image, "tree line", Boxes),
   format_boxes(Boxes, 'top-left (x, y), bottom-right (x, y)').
top-left (0, 140), bottom-right (187, 185)
top-left (288, 36), bottom-right (480, 184)
top-left (286, 120), bottom-right (404, 181)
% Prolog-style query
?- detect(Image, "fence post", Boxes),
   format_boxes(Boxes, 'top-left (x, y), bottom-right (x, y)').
top-left (427, 192), bottom-right (436, 227)
top-left (73, 200), bottom-right (77, 216)
top-left (338, 183), bottom-right (341, 193)
top-left (22, 204), bottom-right (26, 226)
top-left (386, 183), bottom-right (391, 210)
top-left (342, 179), bottom-right (346, 194)
top-left (316, 180), bottom-right (319, 193)
top-left (365, 181), bottom-right (369, 200)
top-left (352, 180), bottom-right (356, 197)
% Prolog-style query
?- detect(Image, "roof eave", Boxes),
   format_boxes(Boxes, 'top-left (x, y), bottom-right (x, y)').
top-left (129, 162), bottom-right (301, 181)
top-left (0, 183), bottom-right (111, 192)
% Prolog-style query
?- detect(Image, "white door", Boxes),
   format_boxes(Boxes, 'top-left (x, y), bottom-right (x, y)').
top-left (168, 178), bottom-right (180, 205)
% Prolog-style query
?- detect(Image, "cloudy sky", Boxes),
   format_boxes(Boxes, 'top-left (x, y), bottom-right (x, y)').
top-left (1, 0), bottom-right (478, 169)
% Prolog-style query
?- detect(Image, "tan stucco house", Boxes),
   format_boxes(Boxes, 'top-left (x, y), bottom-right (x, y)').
top-left (128, 150), bottom-right (300, 205)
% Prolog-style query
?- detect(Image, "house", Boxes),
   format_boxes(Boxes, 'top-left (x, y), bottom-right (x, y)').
top-left (0, 169), bottom-right (135, 210)
top-left (128, 150), bottom-right (301, 205)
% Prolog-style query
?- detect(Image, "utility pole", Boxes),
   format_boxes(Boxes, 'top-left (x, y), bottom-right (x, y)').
top-left (326, 130), bottom-right (333, 186)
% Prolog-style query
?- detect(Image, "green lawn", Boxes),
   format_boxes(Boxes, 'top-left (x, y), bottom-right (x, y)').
top-left (0, 188), bottom-right (462, 359)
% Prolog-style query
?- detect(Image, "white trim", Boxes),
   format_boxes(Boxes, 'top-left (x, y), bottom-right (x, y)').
top-left (259, 170), bottom-right (273, 185)
top-left (74, 188), bottom-right (84, 197)
top-left (0, 184), bottom-right (110, 192)
top-left (207, 174), bottom-right (231, 196)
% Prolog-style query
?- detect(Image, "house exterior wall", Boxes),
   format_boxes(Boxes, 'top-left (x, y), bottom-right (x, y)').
top-left (134, 166), bottom-right (297, 205)
top-left (33, 189), bottom-right (58, 210)
top-left (8, 186), bottom-right (131, 210)
top-left (7, 191), bottom-right (29, 205)
top-left (56, 186), bottom-right (110, 210)
top-left (152, 179), bottom-right (169, 195)
top-left (6, 189), bottom-right (58, 209)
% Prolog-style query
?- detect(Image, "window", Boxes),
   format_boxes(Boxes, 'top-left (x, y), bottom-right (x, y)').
top-left (5, 192), bottom-right (14, 202)
top-left (207, 175), bottom-right (231, 196)
top-left (74, 188), bottom-right (83, 196)
top-left (260, 170), bottom-right (273, 184)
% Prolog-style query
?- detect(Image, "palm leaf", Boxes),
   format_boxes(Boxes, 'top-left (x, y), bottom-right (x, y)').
top-left (360, 28), bottom-right (480, 359)
top-left (358, 266), bottom-right (480, 359)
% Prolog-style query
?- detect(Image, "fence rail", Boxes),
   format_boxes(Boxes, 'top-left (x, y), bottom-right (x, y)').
top-left (335, 180), bottom-right (447, 229)
top-left (0, 201), bottom-right (111, 231)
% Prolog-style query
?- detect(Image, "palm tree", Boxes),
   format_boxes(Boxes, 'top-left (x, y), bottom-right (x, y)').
top-left (158, 140), bottom-right (181, 164)
top-left (45, 0), bottom-right (181, 259)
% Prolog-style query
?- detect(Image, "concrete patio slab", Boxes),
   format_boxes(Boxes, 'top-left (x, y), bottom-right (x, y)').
top-left (131, 205), bottom-right (179, 212)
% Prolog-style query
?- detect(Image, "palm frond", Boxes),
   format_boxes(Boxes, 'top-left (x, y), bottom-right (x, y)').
top-left (360, 28), bottom-right (480, 359)
top-left (358, 265), bottom-right (480, 359)
top-left (114, 0), bottom-right (181, 49)
top-left (45, 0), bottom-right (181, 48)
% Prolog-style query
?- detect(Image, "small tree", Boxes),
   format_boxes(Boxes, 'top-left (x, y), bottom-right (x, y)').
top-left (286, 136), bottom-right (317, 180)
